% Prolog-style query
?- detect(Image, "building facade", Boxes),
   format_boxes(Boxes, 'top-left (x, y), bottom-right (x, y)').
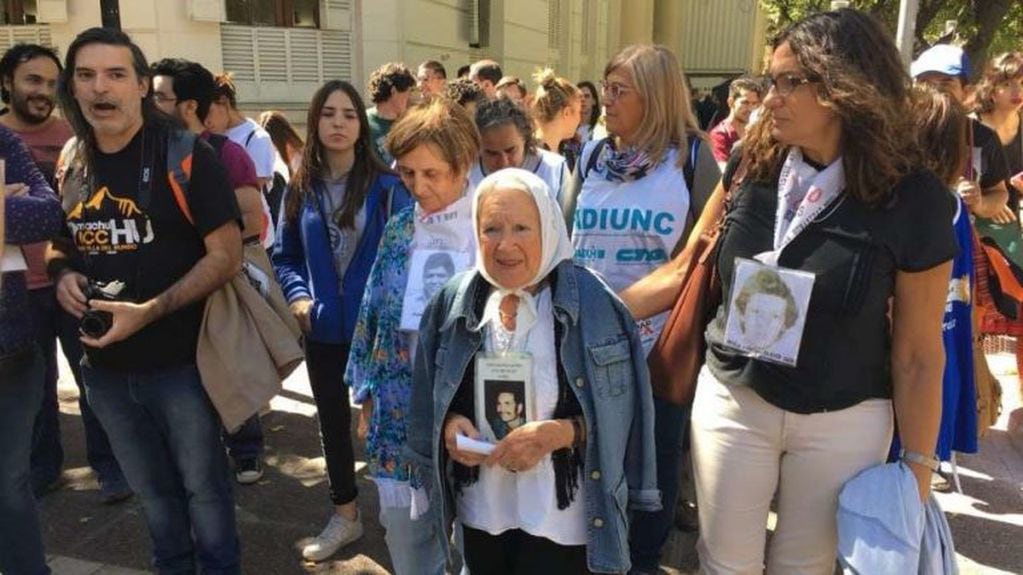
top-left (1, 0), bottom-right (765, 114)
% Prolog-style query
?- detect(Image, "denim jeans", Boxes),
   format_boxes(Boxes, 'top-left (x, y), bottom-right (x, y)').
top-left (378, 504), bottom-right (447, 575)
top-left (0, 347), bottom-right (50, 575)
top-left (223, 414), bottom-right (263, 463)
top-left (45, 305), bottom-right (125, 485)
top-left (629, 396), bottom-right (691, 572)
top-left (28, 287), bottom-right (63, 491)
top-left (82, 362), bottom-right (240, 575)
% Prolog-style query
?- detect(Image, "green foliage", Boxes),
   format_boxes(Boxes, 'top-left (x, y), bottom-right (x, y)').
top-left (758, 0), bottom-right (1022, 68)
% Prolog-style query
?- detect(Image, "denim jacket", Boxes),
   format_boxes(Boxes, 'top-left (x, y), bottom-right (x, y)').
top-left (271, 173), bottom-right (411, 345)
top-left (405, 259), bottom-right (660, 574)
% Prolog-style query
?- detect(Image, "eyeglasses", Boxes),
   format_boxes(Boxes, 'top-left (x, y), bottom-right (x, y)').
top-left (767, 73), bottom-right (814, 97)
top-left (152, 93), bottom-right (177, 104)
top-left (601, 80), bottom-right (634, 101)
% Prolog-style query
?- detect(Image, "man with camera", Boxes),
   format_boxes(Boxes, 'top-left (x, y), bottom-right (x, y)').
top-left (46, 28), bottom-right (243, 573)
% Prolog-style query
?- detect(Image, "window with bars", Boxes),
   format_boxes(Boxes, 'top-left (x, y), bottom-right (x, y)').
top-left (221, 25), bottom-right (352, 87)
top-left (225, 0), bottom-right (318, 28)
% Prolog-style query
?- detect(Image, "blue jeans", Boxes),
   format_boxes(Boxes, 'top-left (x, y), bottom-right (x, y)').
top-left (82, 362), bottom-right (240, 575)
top-left (28, 287), bottom-right (63, 491)
top-left (223, 414), bottom-right (263, 463)
top-left (629, 396), bottom-right (691, 572)
top-left (34, 303), bottom-right (125, 487)
top-left (0, 347), bottom-right (50, 575)
top-left (378, 504), bottom-right (447, 575)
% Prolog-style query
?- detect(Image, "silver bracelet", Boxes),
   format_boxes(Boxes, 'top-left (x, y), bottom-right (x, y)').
top-left (899, 448), bottom-right (939, 472)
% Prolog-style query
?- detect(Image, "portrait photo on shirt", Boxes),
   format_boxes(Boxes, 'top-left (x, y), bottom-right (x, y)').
top-left (477, 378), bottom-right (533, 441)
top-left (723, 258), bottom-right (815, 367)
top-left (400, 249), bottom-right (469, 331)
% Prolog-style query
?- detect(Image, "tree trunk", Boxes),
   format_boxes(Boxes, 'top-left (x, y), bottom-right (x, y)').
top-left (965, 0), bottom-right (1013, 76)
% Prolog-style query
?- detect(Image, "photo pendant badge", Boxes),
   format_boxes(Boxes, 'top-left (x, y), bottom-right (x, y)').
top-left (723, 258), bottom-right (815, 367)
top-left (474, 352), bottom-right (535, 443)
top-left (399, 249), bottom-right (471, 332)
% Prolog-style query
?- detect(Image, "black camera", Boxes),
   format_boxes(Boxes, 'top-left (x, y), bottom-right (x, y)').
top-left (80, 280), bottom-right (126, 339)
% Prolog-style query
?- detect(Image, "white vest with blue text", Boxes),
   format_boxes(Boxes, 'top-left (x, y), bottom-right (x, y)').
top-left (571, 145), bottom-right (689, 354)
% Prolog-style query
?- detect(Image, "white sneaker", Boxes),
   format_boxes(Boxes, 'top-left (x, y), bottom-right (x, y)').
top-left (302, 512), bottom-right (364, 561)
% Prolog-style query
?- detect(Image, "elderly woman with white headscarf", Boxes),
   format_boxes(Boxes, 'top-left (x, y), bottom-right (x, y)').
top-left (405, 168), bottom-right (659, 574)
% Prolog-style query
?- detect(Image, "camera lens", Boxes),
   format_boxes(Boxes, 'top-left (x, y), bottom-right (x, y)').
top-left (80, 310), bottom-right (112, 339)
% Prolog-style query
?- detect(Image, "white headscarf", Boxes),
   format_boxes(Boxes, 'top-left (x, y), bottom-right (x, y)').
top-left (472, 168), bottom-right (574, 341)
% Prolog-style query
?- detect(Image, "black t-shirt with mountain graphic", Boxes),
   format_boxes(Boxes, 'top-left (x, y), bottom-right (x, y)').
top-left (63, 127), bottom-right (240, 372)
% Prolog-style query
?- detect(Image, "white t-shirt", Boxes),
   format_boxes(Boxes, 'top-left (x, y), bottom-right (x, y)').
top-left (457, 289), bottom-right (587, 546)
top-left (225, 117), bottom-right (277, 247)
top-left (226, 118), bottom-right (276, 179)
top-left (404, 189), bottom-right (478, 361)
top-left (469, 149), bottom-right (568, 203)
top-left (571, 144), bottom-right (690, 353)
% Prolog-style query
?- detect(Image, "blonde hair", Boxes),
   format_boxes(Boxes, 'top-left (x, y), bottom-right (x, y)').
top-left (604, 45), bottom-right (702, 170)
top-left (531, 68), bottom-right (580, 123)
top-left (386, 97), bottom-right (481, 175)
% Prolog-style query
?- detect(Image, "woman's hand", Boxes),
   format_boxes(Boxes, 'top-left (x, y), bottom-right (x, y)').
top-left (485, 419), bottom-right (574, 473)
top-left (289, 298), bottom-right (314, 333)
top-left (357, 397), bottom-right (373, 440)
top-left (955, 178), bottom-right (981, 208)
top-left (443, 414), bottom-right (487, 468)
top-left (991, 203), bottom-right (1018, 224)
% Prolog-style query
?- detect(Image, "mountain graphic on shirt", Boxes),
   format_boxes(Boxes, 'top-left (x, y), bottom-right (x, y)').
top-left (68, 186), bottom-right (143, 220)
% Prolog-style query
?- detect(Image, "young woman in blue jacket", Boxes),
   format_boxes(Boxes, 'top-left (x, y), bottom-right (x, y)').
top-left (271, 79), bottom-right (411, 562)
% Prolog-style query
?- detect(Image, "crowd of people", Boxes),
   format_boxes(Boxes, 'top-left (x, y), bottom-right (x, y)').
top-left (1, 6), bottom-right (1021, 575)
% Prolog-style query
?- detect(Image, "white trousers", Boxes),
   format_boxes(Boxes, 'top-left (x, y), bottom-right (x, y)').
top-left (690, 366), bottom-right (894, 575)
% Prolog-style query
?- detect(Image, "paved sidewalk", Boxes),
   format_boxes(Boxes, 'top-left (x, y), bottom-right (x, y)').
top-left (36, 352), bottom-right (1023, 574)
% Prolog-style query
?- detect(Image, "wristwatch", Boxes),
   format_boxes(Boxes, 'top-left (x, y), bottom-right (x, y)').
top-left (899, 448), bottom-right (939, 472)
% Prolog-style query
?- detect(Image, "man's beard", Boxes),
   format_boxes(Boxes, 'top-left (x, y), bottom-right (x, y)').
top-left (11, 92), bottom-right (53, 125)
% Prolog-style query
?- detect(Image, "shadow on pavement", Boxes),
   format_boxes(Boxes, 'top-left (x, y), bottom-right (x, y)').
top-left (40, 407), bottom-right (394, 574)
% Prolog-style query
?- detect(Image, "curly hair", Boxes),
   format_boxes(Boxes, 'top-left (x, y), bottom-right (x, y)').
top-left (444, 77), bottom-right (485, 108)
top-left (744, 8), bottom-right (918, 206)
top-left (531, 68), bottom-right (580, 124)
top-left (367, 62), bottom-right (415, 104)
top-left (972, 51), bottom-right (1023, 115)
top-left (474, 98), bottom-right (536, 156)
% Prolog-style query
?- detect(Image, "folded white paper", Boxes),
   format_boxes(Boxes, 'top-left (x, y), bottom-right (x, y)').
top-left (456, 434), bottom-right (496, 455)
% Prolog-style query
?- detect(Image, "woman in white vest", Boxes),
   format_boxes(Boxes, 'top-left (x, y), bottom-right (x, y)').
top-left (568, 43), bottom-right (718, 574)
top-left (469, 98), bottom-right (568, 202)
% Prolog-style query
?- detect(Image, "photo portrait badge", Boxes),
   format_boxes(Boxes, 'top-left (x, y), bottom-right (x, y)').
top-left (474, 353), bottom-right (536, 443)
top-left (400, 249), bottom-right (471, 332)
top-left (723, 258), bottom-right (815, 367)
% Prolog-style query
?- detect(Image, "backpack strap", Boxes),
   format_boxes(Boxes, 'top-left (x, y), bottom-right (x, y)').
top-left (206, 132), bottom-right (229, 158)
top-left (673, 135), bottom-right (706, 258)
top-left (166, 130), bottom-right (197, 226)
top-left (562, 137), bottom-right (608, 233)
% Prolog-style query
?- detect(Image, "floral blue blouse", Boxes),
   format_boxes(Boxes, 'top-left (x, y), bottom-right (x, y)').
top-left (345, 206), bottom-right (417, 482)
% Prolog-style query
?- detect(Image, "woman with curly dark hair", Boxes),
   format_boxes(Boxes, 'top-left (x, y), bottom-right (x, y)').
top-left (628, 9), bottom-right (955, 573)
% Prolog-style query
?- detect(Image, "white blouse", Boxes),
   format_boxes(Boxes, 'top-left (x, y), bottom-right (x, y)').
top-left (456, 288), bottom-right (587, 546)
